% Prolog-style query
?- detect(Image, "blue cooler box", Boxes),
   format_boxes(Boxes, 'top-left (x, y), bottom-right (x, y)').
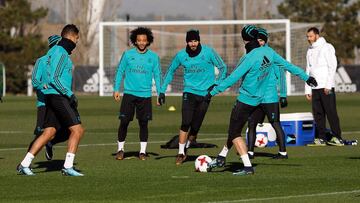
top-left (280, 112), bottom-right (315, 146)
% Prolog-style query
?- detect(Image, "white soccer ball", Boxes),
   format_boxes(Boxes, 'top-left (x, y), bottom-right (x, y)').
top-left (195, 155), bottom-right (212, 172)
top-left (255, 133), bottom-right (268, 148)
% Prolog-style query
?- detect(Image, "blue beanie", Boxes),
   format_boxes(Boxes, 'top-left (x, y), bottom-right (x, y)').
top-left (48, 35), bottom-right (62, 47)
top-left (257, 27), bottom-right (268, 43)
top-left (241, 25), bottom-right (258, 41)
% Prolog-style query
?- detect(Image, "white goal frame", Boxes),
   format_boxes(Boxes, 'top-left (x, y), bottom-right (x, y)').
top-left (98, 19), bottom-right (291, 96)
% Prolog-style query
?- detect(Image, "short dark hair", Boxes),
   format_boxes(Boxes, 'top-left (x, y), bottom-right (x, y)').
top-left (129, 27), bottom-right (154, 46)
top-left (61, 24), bottom-right (79, 37)
top-left (307, 27), bottom-right (319, 35)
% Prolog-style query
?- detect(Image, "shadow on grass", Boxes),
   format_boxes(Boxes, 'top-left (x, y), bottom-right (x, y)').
top-left (209, 162), bottom-right (259, 173)
top-left (111, 151), bottom-right (159, 159)
top-left (33, 160), bottom-right (80, 173)
top-left (154, 154), bottom-right (198, 164)
top-left (348, 157), bottom-right (360, 160)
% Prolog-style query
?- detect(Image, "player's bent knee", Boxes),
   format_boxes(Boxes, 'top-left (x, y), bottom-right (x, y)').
top-left (228, 132), bottom-right (241, 142)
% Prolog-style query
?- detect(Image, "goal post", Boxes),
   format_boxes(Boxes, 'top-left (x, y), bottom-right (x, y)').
top-left (99, 19), bottom-right (293, 96)
top-left (0, 63), bottom-right (5, 98)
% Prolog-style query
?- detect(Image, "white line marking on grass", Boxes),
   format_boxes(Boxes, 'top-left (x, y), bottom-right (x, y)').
top-left (171, 176), bottom-right (189, 179)
top-left (0, 137), bottom-right (226, 152)
top-left (205, 189), bottom-right (360, 203)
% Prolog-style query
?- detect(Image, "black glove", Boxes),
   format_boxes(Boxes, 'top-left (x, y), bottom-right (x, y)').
top-left (306, 76), bottom-right (318, 87)
top-left (204, 92), bottom-right (212, 104)
top-left (69, 94), bottom-right (78, 108)
top-left (280, 97), bottom-right (288, 108)
top-left (207, 84), bottom-right (218, 92)
top-left (158, 93), bottom-right (165, 105)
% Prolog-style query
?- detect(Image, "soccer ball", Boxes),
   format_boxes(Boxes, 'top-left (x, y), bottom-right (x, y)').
top-left (255, 133), bottom-right (268, 148)
top-left (195, 155), bottom-right (212, 172)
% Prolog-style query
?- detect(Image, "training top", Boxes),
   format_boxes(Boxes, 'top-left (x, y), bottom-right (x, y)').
top-left (210, 46), bottom-right (309, 106)
top-left (41, 45), bottom-right (74, 98)
top-left (31, 55), bottom-right (47, 107)
top-left (263, 44), bottom-right (309, 103)
top-left (161, 45), bottom-right (227, 96)
top-left (305, 37), bottom-right (337, 94)
top-left (113, 48), bottom-right (162, 98)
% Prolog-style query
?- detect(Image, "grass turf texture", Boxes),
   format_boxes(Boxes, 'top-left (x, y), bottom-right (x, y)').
top-left (0, 94), bottom-right (359, 202)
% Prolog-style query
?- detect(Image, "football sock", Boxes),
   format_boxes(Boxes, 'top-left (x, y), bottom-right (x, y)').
top-left (178, 143), bottom-right (186, 155)
top-left (219, 145), bottom-right (229, 157)
top-left (248, 151), bottom-right (254, 156)
top-left (185, 140), bottom-right (191, 149)
top-left (21, 152), bottom-right (34, 167)
top-left (279, 151), bottom-right (287, 156)
top-left (64, 152), bottom-right (75, 169)
top-left (240, 154), bottom-right (252, 167)
top-left (118, 141), bottom-right (125, 152)
top-left (140, 142), bottom-right (147, 154)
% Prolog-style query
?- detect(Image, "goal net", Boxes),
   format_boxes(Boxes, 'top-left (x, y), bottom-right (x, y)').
top-left (99, 20), bottom-right (318, 96)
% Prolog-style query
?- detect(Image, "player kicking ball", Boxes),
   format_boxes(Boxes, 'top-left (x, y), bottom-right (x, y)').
top-left (17, 24), bottom-right (84, 176)
top-left (29, 35), bottom-right (70, 161)
top-left (207, 25), bottom-right (317, 175)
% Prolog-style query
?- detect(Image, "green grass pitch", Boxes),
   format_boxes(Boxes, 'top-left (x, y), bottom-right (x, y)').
top-left (0, 94), bottom-right (359, 202)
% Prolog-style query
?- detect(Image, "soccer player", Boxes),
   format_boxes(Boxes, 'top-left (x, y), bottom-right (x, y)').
top-left (29, 35), bottom-right (70, 161)
top-left (113, 27), bottom-right (162, 161)
top-left (207, 25), bottom-right (317, 175)
top-left (17, 24), bottom-right (84, 176)
top-left (247, 27), bottom-right (295, 159)
top-left (160, 29), bottom-right (227, 165)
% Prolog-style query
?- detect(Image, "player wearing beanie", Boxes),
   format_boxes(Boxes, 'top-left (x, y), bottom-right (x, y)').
top-left (160, 29), bottom-right (227, 165)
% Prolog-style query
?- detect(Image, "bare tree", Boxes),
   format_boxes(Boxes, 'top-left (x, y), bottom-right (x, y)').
top-left (69, 0), bottom-right (122, 65)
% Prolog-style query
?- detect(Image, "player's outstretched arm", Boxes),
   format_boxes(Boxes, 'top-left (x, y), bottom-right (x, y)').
top-left (160, 54), bottom-right (180, 94)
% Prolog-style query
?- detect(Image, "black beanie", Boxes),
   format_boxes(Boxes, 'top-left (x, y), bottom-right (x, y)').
top-left (186, 29), bottom-right (200, 42)
top-left (241, 25), bottom-right (258, 41)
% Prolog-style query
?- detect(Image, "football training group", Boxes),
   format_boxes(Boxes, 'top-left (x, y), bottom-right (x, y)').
top-left (17, 23), bottom-right (344, 176)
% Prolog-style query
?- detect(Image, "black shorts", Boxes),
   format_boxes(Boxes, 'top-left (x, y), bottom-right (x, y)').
top-left (248, 106), bottom-right (266, 125)
top-left (119, 94), bottom-right (152, 121)
top-left (43, 94), bottom-right (81, 129)
top-left (181, 92), bottom-right (209, 128)
top-left (228, 101), bottom-right (258, 137)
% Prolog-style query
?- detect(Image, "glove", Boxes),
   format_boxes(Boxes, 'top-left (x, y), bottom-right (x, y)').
top-left (207, 84), bottom-right (218, 92)
top-left (280, 97), bottom-right (288, 108)
top-left (69, 94), bottom-right (78, 108)
top-left (158, 93), bottom-right (165, 105)
top-left (306, 76), bottom-right (318, 87)
top-left (204, 92), bottom-right (212, 104)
